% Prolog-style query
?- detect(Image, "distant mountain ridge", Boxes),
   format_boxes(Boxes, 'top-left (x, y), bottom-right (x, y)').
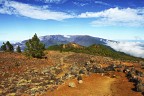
top-left (13, 35), bottom-right (117, 50)
top-left (39, 35), bottom-right (117, 47)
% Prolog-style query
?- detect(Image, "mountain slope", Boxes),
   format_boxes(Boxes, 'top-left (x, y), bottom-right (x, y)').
top-left (13, 35), bottom-right (115, 50)
top-left (47, 43), bottom-right (143, 61)
top-left (71, 35), bottom-right (108, 46)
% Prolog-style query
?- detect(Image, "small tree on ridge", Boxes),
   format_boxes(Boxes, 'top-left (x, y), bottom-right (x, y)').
top-left (6, 41), bottom-right (14, 52)
top-left (24, 33), bottom-right (45, 58)
top-left (1, 41), bottom-right (14, 52)
top-left (16, 45), bottom-right (21, 53)
top-left (1, 42), bottom-right (7, 51)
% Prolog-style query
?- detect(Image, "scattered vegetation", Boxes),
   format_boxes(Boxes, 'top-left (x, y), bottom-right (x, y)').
top-left (47, 43), bottom-right (143, 61)
top-left (0, 41), bottom-right (14, 52)
top-left (1, 42), bottom-right (7, 51)
top-left (16, 45), bottom-right (21, 53)
top-left (0, 48), bottom-right (143, 96)
top-left (24, 33), bottom-right (45, 58)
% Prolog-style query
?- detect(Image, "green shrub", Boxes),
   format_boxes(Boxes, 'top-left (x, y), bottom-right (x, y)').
top-left (16, 45), bottom-right (21, 53)
top-left (24, 33), bottom-right (45, 58)
top-left (1, 41), bottom-right (14, 52)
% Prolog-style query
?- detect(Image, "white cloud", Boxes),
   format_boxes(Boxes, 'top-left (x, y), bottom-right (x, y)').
top-left (0, 0), bottom-right (73, 20)
top-left (73, 1), bottom-right (88, 7)
top-left (36, 0), bottom-right (67, 3)
top-left (95, 1), bottom-right (110, 6)
top-left (78, 7), bottom-right (144, 27)
top-left (0, 0), bottom-right (144, 27)
top-left (107, 41), bottom-right (144, 58)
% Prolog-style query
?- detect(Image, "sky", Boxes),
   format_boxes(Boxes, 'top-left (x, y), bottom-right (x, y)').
top-left (0, 0), bottom-right (144, 41)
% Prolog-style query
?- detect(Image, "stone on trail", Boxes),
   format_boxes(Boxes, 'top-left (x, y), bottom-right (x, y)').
top-left (78, 80), bottom-right (83, 84)
top-left (68, 82), bottom-right (76, 88)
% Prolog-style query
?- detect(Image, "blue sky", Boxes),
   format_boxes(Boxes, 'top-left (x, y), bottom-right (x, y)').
top-left (0, 0), bottom-right (144, 41)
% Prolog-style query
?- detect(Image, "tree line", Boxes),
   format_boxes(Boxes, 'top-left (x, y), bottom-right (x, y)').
top-left (1, 41), bottom-right (21, 53)
top-left (0, 33), bottom-right (45, 58)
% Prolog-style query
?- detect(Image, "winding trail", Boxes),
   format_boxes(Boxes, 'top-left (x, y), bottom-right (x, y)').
top-left (42, 74), bottom-right (115, 96)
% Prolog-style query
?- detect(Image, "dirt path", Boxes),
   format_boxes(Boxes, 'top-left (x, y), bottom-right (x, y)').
top-left (41, 72), bottom-right (143, 96)
top-left (41, 74), bottom-right (115, 96)
top-left (43, 51), bottom-right (115, 96)
top-left (111, 72), bottom-right (142, 96)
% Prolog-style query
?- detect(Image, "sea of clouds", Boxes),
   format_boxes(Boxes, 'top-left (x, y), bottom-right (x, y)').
top-left (107, 41), bottom-right (144, 58)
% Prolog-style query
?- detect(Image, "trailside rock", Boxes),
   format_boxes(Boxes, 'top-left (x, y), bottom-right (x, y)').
top-left (136, 83), bottom-right (144, 92)
top-left (68, 82), bottom-right (76, 88)
top-left (78, 80), bottom-right (83, 84)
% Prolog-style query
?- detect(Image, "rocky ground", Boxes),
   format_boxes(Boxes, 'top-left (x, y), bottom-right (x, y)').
top-left (0, 51), bottom-right (144, 96)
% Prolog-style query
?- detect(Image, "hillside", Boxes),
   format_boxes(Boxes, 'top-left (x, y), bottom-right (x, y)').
top-left (47, 43), bottom-right (143, 61)
top-left (0, 51), bottom-right (143, 96)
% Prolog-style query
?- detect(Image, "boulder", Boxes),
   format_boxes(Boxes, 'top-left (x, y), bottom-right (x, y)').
top-left (78, 80), bottom-right (83, 84)
top-left (77, 75), bottom-right (82, 81)
top-left (136, 83), bottom-right (144, 92)
top-left (68, 82), bottom-right (76, 88)
top-left (79, 69), bottom-right (85, 74)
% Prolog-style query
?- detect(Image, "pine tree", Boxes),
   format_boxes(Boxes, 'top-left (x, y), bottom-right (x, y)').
top-left (0, 41), bottom-right (14, 52)
top-left (6, 41), bottom-right (14, 52)
top-left (16, 45), bottom-right (21, 53)
top-left (1, 42), bottom-right (7, 51)
top-left (24, 33), bottom-right (45, 58)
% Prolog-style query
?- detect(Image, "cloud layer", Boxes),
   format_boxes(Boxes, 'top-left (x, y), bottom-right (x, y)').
top-left (107, 41), bottom-right (144, 58)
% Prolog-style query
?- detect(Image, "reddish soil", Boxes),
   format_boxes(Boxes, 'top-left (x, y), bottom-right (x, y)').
top-left (0, 52), bottom-right (54, 74)
top-left (42, 74), bottom-right (114, 96)
top-left (111, 72), bottom-right (142, 96)
top-left (0, 51), bottom-right (144, 96)
top-left (41, 73), bottom-right (142, 96)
